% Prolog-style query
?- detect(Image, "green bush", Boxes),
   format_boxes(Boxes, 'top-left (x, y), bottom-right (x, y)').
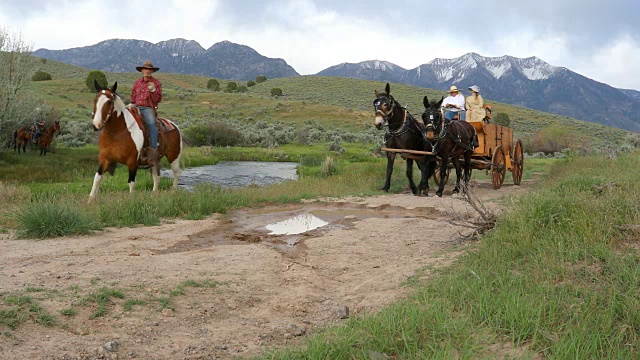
top-left (321, 156), bottom-right (337, 177)
top-left (184, 121), bottom-right (243, 147)
top-left (246, 80), bottom-right (256, 87)
top-left (236, 85), bottom-right (248, 93)
top-left (207, 78), bottom-right (220, 91)
top-left (17, 202), bottom-right (99, 238)
top-left (31, 71), bottom-right (52, 81)
top-left (494, 112), bottom-right (511, 127)
top-left (271, 88), bottom-right (283, 97)
top-left (85, 70), bottom-right (108, 92)
top-left (256, 75), bottom-right (267, 83)
top-left (225, 82), bottom-right (238, 93)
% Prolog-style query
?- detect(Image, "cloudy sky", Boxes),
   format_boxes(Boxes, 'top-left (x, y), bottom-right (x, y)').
top-left (1, 0), bottom-right (639, 89)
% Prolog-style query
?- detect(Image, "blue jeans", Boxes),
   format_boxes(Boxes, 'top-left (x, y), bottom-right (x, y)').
top-left (444, 110), bottom-right (466, 121)
top-left (138, 106), bottom-right (158, 149)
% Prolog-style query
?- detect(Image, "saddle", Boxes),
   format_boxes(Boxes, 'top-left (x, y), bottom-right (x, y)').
top-left (128, 107), bottom-right (176, 168)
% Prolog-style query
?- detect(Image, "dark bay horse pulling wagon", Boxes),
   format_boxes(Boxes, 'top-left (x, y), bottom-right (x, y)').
top-left (378, 91), bottom-right (523, 193)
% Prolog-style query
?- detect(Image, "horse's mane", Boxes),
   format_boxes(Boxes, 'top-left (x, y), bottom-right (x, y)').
top-left (111, 93), bottom-right (126, 116)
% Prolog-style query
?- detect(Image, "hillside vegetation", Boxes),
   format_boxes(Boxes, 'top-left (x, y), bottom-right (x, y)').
top-left (28, 60), bottom-right (632, 150)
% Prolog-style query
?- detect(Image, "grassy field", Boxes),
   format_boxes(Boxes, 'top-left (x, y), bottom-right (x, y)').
top-left (257, 151), bottom-right (640, 359)
top-left (29, 59), bottom-right (632, 150)
top-left (0, 142), bottom-right (552, 238)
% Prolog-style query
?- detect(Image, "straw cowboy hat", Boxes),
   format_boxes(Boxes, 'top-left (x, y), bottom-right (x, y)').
top-left (448, 85), bottom-right (461, 93)
top-left (136, 60), bottom-right (159, 72)
top-left (468, 85), bottom-right (480, 93)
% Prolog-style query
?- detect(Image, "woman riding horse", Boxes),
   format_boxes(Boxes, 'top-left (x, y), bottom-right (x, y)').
top-left (374, 83), bottom-right (431, 196)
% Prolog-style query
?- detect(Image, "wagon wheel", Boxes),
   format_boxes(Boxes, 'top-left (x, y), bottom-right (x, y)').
top-left (433, 166), bottom-right (450, 186)
top-left (491, 145), bottom-right (506, 189)
top-left (512, 140), bottom-right (524, 185)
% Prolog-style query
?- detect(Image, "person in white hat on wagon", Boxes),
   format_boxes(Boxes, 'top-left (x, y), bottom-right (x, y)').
top-left (442, 85), bottom-right (466, 121)
top-left (130, 60), bottom-right (162, 165)
top-left (465, 85), bottom-right (484, 123)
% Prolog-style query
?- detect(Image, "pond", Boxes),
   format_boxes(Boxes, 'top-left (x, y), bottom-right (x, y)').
top-left (160, 161), bottom-right (298, 190)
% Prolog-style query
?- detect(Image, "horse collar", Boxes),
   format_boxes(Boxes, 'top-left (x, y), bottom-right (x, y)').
top-left (385, 108), bottom-right (408, 136)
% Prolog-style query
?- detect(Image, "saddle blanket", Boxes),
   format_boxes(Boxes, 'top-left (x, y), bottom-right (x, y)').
top-left (127, 108), bottom-right (175, 133)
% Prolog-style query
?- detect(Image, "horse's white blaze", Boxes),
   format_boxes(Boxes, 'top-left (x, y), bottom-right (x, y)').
top-left (375, 115), bottom-right (385, 127)
top-left (89, 172), bottom-right (103, 199)
top-left (92, 96), bottom-right (109, 129)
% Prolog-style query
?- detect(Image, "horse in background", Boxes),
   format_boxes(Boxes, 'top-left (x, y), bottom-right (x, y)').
top-left (13, 120), bottom-right (61, 155)
top-left (374, 83), bottom-right (431, 196)
top-left (89, 81), bottom-right (182, 201)
top-left (421, 96), bottom-right (477, 197)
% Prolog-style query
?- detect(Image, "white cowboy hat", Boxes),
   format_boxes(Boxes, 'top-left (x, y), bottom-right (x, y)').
top-left (448, 85), bottom-right (461, 93)
top-left (468, 85), bottom-right (480, 93)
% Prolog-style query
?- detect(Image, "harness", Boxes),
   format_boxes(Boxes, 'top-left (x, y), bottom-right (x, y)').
top-left (426, 116), bottom-right (476, 156)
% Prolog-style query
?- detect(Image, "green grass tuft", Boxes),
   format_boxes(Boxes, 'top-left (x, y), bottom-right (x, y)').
top-left (16, 201), bottom-right (99, 238)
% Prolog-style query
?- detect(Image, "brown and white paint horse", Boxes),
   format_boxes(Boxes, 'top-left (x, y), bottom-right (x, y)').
top-left (89, 81), bottom-right (182, 201)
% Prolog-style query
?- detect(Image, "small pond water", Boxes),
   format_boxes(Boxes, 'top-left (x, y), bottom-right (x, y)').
top-left (161, 161), bottom-right (298, 190)
top-left (265, 213), bottom-right (330, 235)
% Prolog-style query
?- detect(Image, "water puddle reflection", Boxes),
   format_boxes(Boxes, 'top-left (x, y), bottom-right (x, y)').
top-left (265, 213), bottom-right (329, 235)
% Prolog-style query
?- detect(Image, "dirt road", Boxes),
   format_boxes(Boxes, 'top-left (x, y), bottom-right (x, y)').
top-left (0, 181), bottom-right (530, 360)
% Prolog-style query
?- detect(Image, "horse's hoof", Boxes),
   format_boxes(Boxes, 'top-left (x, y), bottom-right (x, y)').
top-left (380, 187), bottom-right (389, 192)
top-left (453, 189), bottom-right (460, 194)
top-left (436, 192), bottom-right (443, 197)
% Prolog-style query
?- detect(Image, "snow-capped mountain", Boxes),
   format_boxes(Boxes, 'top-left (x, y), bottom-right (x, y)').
top-left (317, 53), bottom-right (640, 132)
top-left (316, 60), bottom-right (406, 82)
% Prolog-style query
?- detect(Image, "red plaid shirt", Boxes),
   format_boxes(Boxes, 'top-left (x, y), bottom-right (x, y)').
top-left (130, 76), bottom-right (162, 108)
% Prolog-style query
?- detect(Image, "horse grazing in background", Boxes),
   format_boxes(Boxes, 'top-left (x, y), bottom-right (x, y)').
top-left (89, 81), bottom-right (182, 201)
top-left (374, 83), bottom-right (431, 196)
top-left (421, 96), bottom-right (477, 197)
top-left (13, 121), bottom-right (61, 155)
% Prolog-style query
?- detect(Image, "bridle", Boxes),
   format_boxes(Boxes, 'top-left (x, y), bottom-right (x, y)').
top-left (94, 90), bottom-right (117, 128)
top-left (422, 108), bottom-right (446, 141)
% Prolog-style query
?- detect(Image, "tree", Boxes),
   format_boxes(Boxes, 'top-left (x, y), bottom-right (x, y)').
top-left (246, 80), bottom-right (256, 87)
top-left (32, 70), bottom-right (52, 81)
top-left (236, 85), bottom-right (248, 93)
top-left (0, 27), bottom-right (39, 145)
top-left (207, 78), bottom-right (220, 91)
top-left (85, 70), bottom-right (107, 92)
top-left (225, 82), bottom-right (238, 93)
top-left (494, 112), bottom-right (510, 127)
top-left (256, 75), bottom-right (267, 83)
top-left (271, 88), bottom-right (283, 97)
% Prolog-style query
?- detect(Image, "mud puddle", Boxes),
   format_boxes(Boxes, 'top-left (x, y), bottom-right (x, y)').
top-left (155, 203), bottom-right (444, 256)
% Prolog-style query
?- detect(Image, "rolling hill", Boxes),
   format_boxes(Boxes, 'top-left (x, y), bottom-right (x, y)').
top-left (28, 58), bottom-right (630, 150)
top-left (317, 53), bottom-right (640, 132)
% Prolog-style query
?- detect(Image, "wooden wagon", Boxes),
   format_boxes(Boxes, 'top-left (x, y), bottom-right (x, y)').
top-left (382, 118), bottom-right (524, 189)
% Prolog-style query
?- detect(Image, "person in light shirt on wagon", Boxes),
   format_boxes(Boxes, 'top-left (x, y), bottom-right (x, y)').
top-left (130, 60), bottom-right (162, 165)
top-left (442, 85), bottom-right (466, 121)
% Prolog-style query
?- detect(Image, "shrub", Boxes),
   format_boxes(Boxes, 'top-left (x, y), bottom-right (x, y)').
top-left (321, 156), bottom-right (338, 177)
top-left (236, 85), bottom-right (248, 93)
top-left (17, 202), bottom-right (99, 238)
top-left (271, 88), bottom-right (283, 97)
top-left (225, 82), bottom-right (238, 93)
top-left (246, 80), bottom-right (256, 87)
top-left (328, 136), bottom-right (345, 153)
top-left (494, 112), bottom-right (511, 127)
top-left (58, 121), bottom-right (96, 147)
top-left (207, 78), bottom-right (220, 91)
top-left (256, 75), bottom-right (267, 83)
top-left (85, 70), bottom-right (108, 92)
top-left (184, 121), bottom-right (243, 147)
top-left (31, 71), bottom-right (52, 81)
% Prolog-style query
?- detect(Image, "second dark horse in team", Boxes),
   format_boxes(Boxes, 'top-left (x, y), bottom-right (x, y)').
top-left (373, 83), bottom-right (477, 197)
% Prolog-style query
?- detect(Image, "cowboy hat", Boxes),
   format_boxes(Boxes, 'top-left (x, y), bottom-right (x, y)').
top-left (136, 60), bottom-right (159, 72)
top-left (448, 85), bottom-right (461, 93)
top-left (468, 85), bottom-right (480, 93)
